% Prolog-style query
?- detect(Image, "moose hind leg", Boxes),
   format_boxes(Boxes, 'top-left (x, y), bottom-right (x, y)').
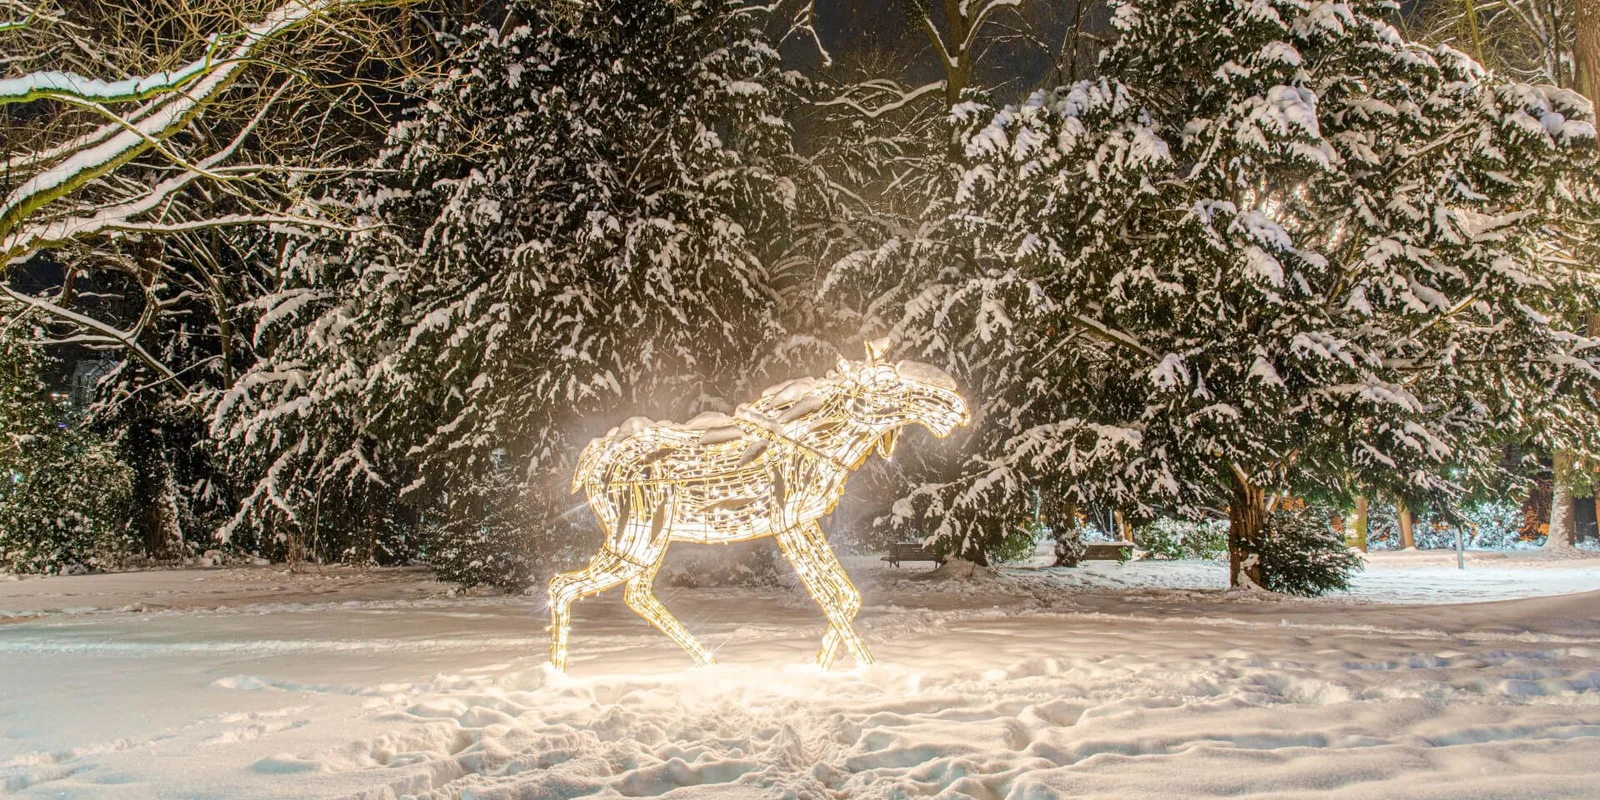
top-left (548, 551), bottom-right (633, 672)
top-left (813, 547), bottom-right (871, 668)
top-left (816, 587), bottom-right (866, 668)
top-left (776, 521), bottom-right (874, 669)
top-left (624, 559), bottom-right (715, 667)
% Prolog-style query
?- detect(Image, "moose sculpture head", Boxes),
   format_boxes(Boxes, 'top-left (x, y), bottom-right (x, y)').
top-left (547, 339), bottom-right (969, 672)
top-left (833, 339), bottom-right (969, 460)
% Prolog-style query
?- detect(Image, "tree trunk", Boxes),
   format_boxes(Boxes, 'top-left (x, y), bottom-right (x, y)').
top-left (1521, 473), bottom-right (1553, 540)
top-left (1227, 469), bottom-right (1268, 589)
top-left (1352, 495), bottom-right (1369, 552)
top-left (1577, 0), bottom-right (1600, 102)
top-left (1545, 451), bottom-right (1578, 550)
top-left (1461, 0), bottom-right (1486, 63)
top-left (123, 407), bottom-right (180, 560)
top-left (139, 487), bottom-right (177, 559)
top-left (1570, 0), bottom-right (1600, 551)
top-left (941, 0), bottom-right (972, 107)
top-left (1573, 0), bottom-right (1600, 549)
top-left (1052, 500), bottom-right (1081, 567)
top-left (1114, 509), bottom-right (1133, 543)
top-left (1395, 496), bottom-right (1416, 550)
top-left (965, 540), bottom-right (991, 567)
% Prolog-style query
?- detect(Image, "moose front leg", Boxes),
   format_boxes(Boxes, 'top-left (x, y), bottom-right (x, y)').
top-left (775, 520), bottom-right (874, 669)
top-left (625, 555), bottom-right (715, 667)
top-left (548, 550), bottom-right (634, 672)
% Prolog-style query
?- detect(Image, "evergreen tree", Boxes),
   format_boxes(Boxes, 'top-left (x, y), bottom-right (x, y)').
top-left (1259, 501), bottom-right (1362, 595)
top-left (903, 0), bottom-right (1600, 585)
top-left (0, 320), bottom-right (133, 573)
top-left (217, 0), bottom-right (806, 587)
top-left (813, 0), bottom-right (1093, 564)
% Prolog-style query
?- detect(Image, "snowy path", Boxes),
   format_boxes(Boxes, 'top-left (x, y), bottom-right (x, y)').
top-left (2, 555), bottom-right (1599, 799)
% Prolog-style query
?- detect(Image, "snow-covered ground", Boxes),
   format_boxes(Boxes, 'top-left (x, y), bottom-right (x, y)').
top-left (2, 551), bottom-right (1599, 799)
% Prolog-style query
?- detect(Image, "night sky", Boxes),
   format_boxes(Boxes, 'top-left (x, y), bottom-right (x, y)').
top-left (806, 0), bottom-right (1104, 98)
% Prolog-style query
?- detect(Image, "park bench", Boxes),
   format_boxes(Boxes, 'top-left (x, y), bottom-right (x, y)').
top-left (1082, 542), bottom-right (1135, 561)
top-left (880, 542), bottom-right (946, 568)
top-left (881, 541), bottom-right (1131, 567)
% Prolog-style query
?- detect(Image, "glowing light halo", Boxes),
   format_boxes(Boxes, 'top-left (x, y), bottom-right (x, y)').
top-left (548, 339), bottom-right (970, 672)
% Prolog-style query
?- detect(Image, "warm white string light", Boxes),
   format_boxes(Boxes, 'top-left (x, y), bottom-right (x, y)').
top-left (548, 339), bottom-right (970, 672)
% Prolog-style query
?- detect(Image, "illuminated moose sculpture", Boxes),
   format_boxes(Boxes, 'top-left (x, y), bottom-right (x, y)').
top-left (548, 340), bottom-right (970, 672)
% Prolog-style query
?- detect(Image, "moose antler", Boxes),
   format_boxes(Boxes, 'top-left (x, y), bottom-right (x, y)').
top-left (864, 336), bottom-right (893, 365)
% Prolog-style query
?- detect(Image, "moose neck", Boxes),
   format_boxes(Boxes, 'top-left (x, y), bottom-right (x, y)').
top-left (784, 411), bottom-right (902, 473)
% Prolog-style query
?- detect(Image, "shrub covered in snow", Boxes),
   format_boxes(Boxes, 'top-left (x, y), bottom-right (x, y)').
top-left (1258, 503), bottom-right (1362, 596)
top-left (0, 325), bottom-right (135, 574)
top-left (1135, 518), bottom-right (1228, 561)
top-left (1366, 499), bottom-right (1527, 551)
top-left (1365, 503), bottom-right (1401, 551)
top-left (659, 540), bottom-right (786, 589)
top-left (1413, 500), bottom-right (1526, 550)
top-left (1463, 500), bottom-right (1530, 549)
top-left (989, 518), bottom-right (1045, 565)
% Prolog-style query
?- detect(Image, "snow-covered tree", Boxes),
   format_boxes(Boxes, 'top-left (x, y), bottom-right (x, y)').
top-left (0, 314), bottom-right (133, 573)
top-left (810, 0), bottom-right (1072, 327)
top-left (1406, 0), bottom-right (1600, 554)
top-left (1259, 501), bottom-right (1361, 594)
top-left (0, 0), bottom-right (425, 373)
top-left (217, 0), bottom-right (808, 586)
top-left (811, 0), bottom-right (1100, 563)
top-left (904, 0), bottom-right (1600, 587)
top-left (1, 0), bottom-right (445, 560)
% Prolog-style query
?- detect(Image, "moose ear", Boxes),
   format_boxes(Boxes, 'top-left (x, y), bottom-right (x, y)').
top-left (864, 336), bottom-right (893, 365)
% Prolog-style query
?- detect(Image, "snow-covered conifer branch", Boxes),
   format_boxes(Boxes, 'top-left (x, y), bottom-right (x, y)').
top-left (1061, 313), bottom-right (1156, 358)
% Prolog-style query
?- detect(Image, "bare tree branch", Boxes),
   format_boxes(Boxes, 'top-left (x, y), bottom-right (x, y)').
top-left (1, 283), bottom-right (179, 381)
top-left (0, 0), bottom-right (407, 258)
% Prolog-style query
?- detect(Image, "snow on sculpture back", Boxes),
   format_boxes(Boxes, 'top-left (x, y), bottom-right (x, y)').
top-left (548, 340), bottom-right (970, 671)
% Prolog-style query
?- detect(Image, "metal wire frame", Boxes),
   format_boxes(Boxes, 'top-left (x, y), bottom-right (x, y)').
top-left (548, 342), bottom-right (970, 672)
